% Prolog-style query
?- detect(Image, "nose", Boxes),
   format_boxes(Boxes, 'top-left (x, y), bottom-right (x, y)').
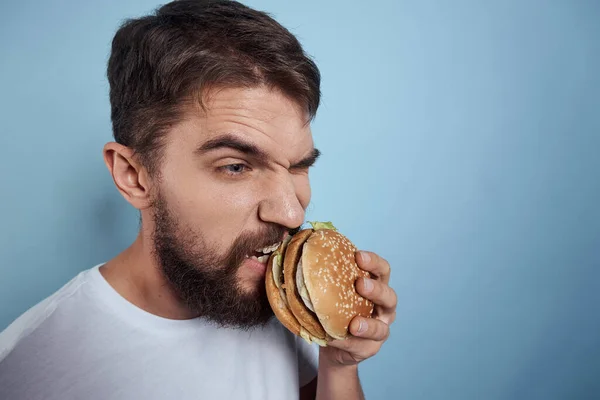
top-left (258, 175), bottom-right (306, 230)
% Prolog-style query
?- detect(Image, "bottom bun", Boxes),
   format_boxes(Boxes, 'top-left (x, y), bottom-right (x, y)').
top-left (265, 252), bottom-right (301, 336)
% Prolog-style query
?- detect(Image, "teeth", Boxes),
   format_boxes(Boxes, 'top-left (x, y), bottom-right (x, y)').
top-left (256, 241), bottom-right (281, 254)
top-left (250, 255), bottom-right (269, 264)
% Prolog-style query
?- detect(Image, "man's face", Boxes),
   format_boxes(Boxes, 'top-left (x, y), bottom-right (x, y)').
top-left (150, 86), bottom-right (317, 328)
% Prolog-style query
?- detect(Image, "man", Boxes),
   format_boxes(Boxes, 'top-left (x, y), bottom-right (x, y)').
top-left (0, 1), bottom-right (397, 399)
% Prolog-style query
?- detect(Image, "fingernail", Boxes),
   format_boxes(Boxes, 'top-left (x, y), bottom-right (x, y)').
top-left (360, 251), bottom-right (371, 264)
top-left (357, 320), bottom-right (367, 334)
top-left (363, 278), bottom-right (373, 293)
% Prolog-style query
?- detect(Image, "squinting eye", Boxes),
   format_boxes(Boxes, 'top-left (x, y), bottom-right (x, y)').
top-left (221, 164), bottom-right (249, 176)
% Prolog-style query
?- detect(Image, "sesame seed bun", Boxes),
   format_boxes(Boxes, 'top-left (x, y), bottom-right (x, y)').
top-left (265, 222), bottom-right (374, 346)
top-left (301, 229), bottom-right (374, 340)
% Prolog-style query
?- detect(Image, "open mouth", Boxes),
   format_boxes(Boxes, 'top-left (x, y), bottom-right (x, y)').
top-left (246, 241), bottom-right (282, 264)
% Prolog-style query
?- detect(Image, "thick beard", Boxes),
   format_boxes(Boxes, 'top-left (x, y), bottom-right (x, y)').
top-left (151, 192), bottom-right (297, 330)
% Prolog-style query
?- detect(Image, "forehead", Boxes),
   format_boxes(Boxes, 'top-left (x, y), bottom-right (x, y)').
top-left (173, 86), bottom-right (314, 159)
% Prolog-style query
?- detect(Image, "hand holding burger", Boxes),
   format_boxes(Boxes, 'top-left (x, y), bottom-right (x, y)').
top-left (266, 221), bottom-right (397, 367)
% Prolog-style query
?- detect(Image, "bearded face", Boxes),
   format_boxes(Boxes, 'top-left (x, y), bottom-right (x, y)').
top-left (146, 87), bottom-right (318, 328)
top-left (152, 189), bottom-right (301, 328)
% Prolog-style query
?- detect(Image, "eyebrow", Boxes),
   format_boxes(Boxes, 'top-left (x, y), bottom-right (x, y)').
top-left (292, 147), bottom-right (321, 170)
top-left (195, 134), bottom-right (321, 169)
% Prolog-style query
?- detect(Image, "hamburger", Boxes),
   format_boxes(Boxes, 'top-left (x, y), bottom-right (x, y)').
top-left (265, 221), bottom-right (374, 346)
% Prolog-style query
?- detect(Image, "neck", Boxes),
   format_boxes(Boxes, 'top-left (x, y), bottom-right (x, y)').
top-left (99, 230), bottom-right (199, 320)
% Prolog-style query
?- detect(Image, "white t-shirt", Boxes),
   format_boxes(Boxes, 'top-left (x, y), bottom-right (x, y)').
top-left (0, 264), bottom-right (319, 400)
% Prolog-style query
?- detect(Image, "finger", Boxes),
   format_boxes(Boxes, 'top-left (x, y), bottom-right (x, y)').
top-left (355, 251), bottom-right (391, 283)
top-left (356, 277), bottom-right (397, 311)
top-left (386, 310), bottom-right (397, 325)
top-left (349, 316), bottom-right (390, 341)
top-left (327, 336), bottom-right (382, 360)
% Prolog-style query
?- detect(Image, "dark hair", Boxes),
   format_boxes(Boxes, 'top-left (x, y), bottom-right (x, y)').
top-left (107, 0), bottom-right (321, 174)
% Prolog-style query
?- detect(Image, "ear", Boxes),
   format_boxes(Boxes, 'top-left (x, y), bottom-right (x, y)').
top-left (103, 142), bottom-right (153, 210)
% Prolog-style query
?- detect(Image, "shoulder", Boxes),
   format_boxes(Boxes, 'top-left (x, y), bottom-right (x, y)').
top-left (0, 267), bottom-right (93, 362)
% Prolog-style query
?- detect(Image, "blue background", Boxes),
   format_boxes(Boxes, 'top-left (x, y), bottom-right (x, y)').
top-left (1, 0), bottom-right (599, 399)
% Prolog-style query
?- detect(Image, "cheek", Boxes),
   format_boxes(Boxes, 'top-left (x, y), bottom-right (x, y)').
top-left (178, 184), bottom-right (261, 235)
top-left (158, 172), bottom-right (259, 242)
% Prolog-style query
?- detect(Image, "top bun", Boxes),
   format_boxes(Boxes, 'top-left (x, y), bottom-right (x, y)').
top-left (300, 228), bottom-right (374, 340)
